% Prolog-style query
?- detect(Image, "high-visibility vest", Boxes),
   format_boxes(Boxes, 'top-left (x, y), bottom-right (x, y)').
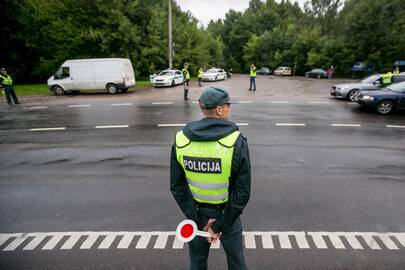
top-left (182, 68), bottom-right (190, 80)
top-left (198, 69), bottom-right (203, 78)
top-left (175, 130), bottom-right (240, 204)
top-left (393, 70), bottom-right (400, 74)
top-left (382, 72), bottom-right (393, 84)
top-left (250, 67), bottom-right (256, 77)
top-left (0, 74), bottom-right (13, 85)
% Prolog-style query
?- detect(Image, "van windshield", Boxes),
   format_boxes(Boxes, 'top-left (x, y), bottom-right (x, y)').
top-left (54, 67), bottom-right (70, 80)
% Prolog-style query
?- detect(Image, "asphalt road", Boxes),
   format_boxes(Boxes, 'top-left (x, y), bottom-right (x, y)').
top-left (1, 75), bottom-right (405, 269)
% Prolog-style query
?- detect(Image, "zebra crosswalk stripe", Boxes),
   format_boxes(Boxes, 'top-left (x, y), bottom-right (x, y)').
top-left (1, 231), bottom-right (405, 251)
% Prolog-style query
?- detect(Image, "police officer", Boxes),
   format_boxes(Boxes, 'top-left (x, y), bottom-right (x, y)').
top-left (182, 63), bottom-right (191, 100)
top-left (382, 70), bottom-right (393, 85)
top-left (0, 67), bottom-right (19, 105)
top-left (248, 64), bottom-right (256, 91)
top-left (170, 86), bottom-right (251, 270)
top-left (198, 67), bottom-right (203, 87)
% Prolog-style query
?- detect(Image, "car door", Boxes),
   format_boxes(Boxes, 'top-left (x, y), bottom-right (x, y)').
top-left (219, 70), bottom-right (225, 80)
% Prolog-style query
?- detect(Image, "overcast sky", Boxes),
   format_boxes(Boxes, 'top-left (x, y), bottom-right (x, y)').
top-left (175, 0), bottom-right (307, 26)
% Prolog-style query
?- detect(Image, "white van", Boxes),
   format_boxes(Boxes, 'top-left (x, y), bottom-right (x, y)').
top-left (47, 58), bottom-right (136, 95)
top-left (273, 66), bottom-right (292, 76)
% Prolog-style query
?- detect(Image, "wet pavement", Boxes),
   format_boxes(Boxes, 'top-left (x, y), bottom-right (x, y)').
top-left (0, 75), bottom-right (404, 269)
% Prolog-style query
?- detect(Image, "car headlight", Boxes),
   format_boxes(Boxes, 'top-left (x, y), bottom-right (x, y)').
top-left (362, 95), bottom-right (374, 101)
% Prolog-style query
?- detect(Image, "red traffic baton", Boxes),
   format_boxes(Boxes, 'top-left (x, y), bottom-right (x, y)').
top-left (176, 219), bottom-right (212, 242)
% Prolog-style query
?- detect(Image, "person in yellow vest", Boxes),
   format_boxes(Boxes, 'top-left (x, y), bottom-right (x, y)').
top-left (170, 86), bottom-right (251, 270)
top-left (382, 70), bottom-right (393, 85)
top-left (0, 68), bottom-right (19, 105)
top-left (249, 64), bottom-right (256, 91)
top-left (393, 66), bottom-right (400, 75)
top-left (198, 67), bottom-right (203, 87)
top-left (182, 63), bottom-right (191, 100)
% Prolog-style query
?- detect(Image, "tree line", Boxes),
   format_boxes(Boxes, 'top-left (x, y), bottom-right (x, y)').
top-left (1, 0), bottom-right (404, 83)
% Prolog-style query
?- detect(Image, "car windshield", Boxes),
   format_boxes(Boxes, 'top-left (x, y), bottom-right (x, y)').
top-left (385, 82), bottom-right (405, 93)
top-left (361, 74), bottom-right (381, 83)
top-left (313, 69), bottom-right (324, 72)
top-left (206, 70), bottom-right (217, 74)
top-left (159, 71), bottom-right (174, 76)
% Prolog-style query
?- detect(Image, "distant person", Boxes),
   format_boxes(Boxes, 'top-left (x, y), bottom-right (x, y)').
top-left (382, 70), bottom-right (393, 85)
top-left (0, 67), bottom-right (19, 105)
top-left (248, 64), bottom-right (256, 91)
top-left (327, 66), bottom-right (335, 80)
top-left (198, 67), bottom-right (203, 87)
top-left (182, 63), bottom-right (190, 100)
top-left (393, 66), bottom-right (400, 74)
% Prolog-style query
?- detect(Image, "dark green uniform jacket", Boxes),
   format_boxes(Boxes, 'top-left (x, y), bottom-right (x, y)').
top-left (170, 117), bottom-right (251, 233)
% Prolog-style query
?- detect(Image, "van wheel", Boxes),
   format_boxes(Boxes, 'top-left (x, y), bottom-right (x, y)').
top-left (107, 83), bottom-right (118, 94)
top-left (52, 85), bottom-right (65, 96)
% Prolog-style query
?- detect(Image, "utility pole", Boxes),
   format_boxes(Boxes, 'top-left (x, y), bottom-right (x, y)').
top-left (168, 0), bottom-right (173, 69)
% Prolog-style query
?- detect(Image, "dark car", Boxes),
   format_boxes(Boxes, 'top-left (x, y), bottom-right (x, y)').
top-left (256, 68), bottom-right (272, 75)
top-left (305, 68), bottom-right (327, 79)
top-left (356, 81), bottom-right (405, 114)
top-left (350, 62), bottom-right (375, 73)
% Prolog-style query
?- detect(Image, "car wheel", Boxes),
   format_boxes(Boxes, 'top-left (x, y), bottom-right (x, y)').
top-left (171, 80), bottom-right (175, 86)
top-left (106, 83), bottom-right (118, 94)
top-left (347, 90), bottom-right (358, 102)
top-left (52, 85), bottom-right (65, 96)
top-left (376, 100), bottom-right (394, 114)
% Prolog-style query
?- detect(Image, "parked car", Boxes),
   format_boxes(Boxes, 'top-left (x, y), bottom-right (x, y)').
top-left (202, 68), bottom-right (227, 81)
top-left (331, 74), bottom-right (405, 101)
top-left (356, 81), bottom-right (405, 114)
top-left (152, 69), bottom-right (183, 87)
top-left (350, 62), bottom-right (375, 73)
top-left (305, 68), bottom-right (327, 79)
top-left (273, 67), bottom-right (292, 76)
top-left (256, 67), bottom-right (272, 75)
top-left (47, 58), bottom-right (136, 95)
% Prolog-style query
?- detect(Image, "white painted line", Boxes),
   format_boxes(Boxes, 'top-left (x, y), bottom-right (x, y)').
top-left (278, 234), bottom-right (292, 249)
top-left (23, 235), bottom-right (47, 251)
top-left (30, 127), bottom-right (66, 131)
top-left (261, 233), bottom-right (274, 249)
top-left (80, 234), bottom-right (100, 249)
top-left (95, 125), bottom-right (129, 129)
top-left (378, 235), bottom-right (399, 250)
top-left (172, 236), bottom-right (185, 249)
top-left (192, 101), bottom-right (199, 104)
top-left (236, 123), bottom-right (249, 126)
top-left (0, 235), bottom-right (11, 247)
top-left (3, 235), bottom-right (29, 251)
top-left (210, 240), bottom-right (221, 249)
top-left (68, 104), bottom-right (92, 108)
top-left (309, 233), bottom-right (328, 249)
top-left (295, 232), bottom-right (310, 249)
top-left (331, 124), bottom-right (361, 127)
top-left (307, 101), bottom-right (329, 104)
top-left (42, 234), bottom-right (64, 250)
top-left (158, 124), bottom-right (186, 127)
top-left (386, 125), bottom-right (405, 129)
top-left (136, 233), bottom-right (151, 249)
top-left (345, 235), bottom-right (363, 249)
top-left (153, 232), bottom-right (170, 249)
top-left (243, 232), bottom-right (256, 249)
top-left (152, 102), bottom-right (173, 105)
top-left (23, 106), bottom-right (47, 109)
top-left (362, 235), bottom-right (381, 250)
top-left (270, 101), bottom-right (291, 104)
top-left (117, 234), bottom-right (135, 249)
top-left (276, 123), bottom-right (306, 126)
top-left (239, 101), bottom-right (253, 104)
top-left (110, 103), bottom-right (133, 106)
top-left (328, 234), bottom-right (345, 249)
top-left (60, 235), bottom-right (82, 250)
top-left (98, 235), bottom-right (117, 249)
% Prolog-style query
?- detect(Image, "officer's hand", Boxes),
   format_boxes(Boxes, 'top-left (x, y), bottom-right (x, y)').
top-left (203, 219), bottom-right (216, 243)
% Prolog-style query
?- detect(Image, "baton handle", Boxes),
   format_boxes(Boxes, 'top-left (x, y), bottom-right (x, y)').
top-left (196, 230), bottom-right (212, 238)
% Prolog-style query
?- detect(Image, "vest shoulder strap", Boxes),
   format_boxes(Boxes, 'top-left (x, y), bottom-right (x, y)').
top-left (175, 131), bottom-right (191, 148)
top-left (218, 131), bottom-right (240, 148)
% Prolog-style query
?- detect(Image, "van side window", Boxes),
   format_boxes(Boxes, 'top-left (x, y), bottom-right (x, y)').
top-left (54, 67), bottom-right (70, 80)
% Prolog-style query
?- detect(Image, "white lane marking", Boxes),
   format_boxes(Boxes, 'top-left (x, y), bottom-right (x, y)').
top-left (110, 103), bottom-right (133, 106)
top-left (95, 125), bottom-right (129, 129)
top-left (307, 101), bottom-right (329, 104)
top-left (158, 124), bottom-right (186, 127)
top-left (239, 101), bottom-right (253, 104)
top-left (192, 101), bottom-right (199, 104)
top-left (386, 125), bottom-right (405, 129)
top-left (152, 102), bottom-right (173, 105)
top-left (68, 104), bottom-right (92, 108)
top-left (236, 123), bottom-right (249, 126)
top-left (276, 123), bottom-right (306, 126)
top-left (1, 231), bottom-right (404, 251)
top-left (29, 127), bottom-right (66, 131)
top-left (23, 106), bottom-right (47, 109)
top-left (210, 240), bottom-right (221, 249)
top-left (331, 124), bottom-right (361, 127)
top-left (346, 102), bottom-right (357, 105)
top-left (270, 101), bottom-right (291, 104)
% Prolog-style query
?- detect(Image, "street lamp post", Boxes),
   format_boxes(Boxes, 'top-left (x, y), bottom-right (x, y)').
top-left (168, 0), bottom-right (173, 69)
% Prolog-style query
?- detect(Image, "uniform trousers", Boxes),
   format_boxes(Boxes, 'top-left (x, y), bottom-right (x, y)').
top-left (189, 207), bottom-right (247, 270)
top-left (184, 80), bottom-right (190, 100)
top-left (3, 85), bottom-right (19, 105)
top-left (249, 77), bottom-right (256, 91)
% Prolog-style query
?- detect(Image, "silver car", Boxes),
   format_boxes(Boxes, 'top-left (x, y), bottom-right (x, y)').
top-left (331, 74), bottom-right (382, 101)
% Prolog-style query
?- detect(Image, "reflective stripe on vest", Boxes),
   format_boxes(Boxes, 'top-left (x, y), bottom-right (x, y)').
top-left (182, 68), bottom-right (190, 80)
top-left (175, 130), bottom-right (240, 204)
top-left (250, 68), bottom-right (256, 77)
top-left (0, 75), bottom-right (13, 85)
